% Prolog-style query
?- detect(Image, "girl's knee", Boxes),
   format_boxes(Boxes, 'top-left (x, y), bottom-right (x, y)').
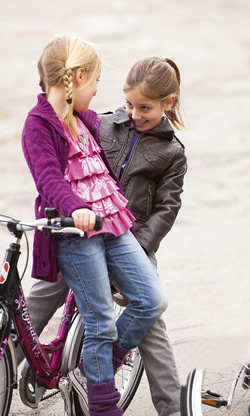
top-left (159, 292), bottom-right (168, 314)
top-left (149, 290), bottom-right (168, 319)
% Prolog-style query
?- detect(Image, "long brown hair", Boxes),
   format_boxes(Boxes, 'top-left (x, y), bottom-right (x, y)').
top-left (124, 57), bottom-right (184, 129)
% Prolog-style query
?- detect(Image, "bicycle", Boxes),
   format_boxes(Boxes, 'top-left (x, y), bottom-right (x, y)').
top-left (0, 209), bottom-right (144, 416)
top-left (181, 364), bottom-right (250, 415)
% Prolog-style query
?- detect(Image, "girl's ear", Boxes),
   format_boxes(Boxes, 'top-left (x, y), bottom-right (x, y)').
top-left (163, 95), bottom-right (175, 112)
top-left (75, 68), bottom-right (85, 85)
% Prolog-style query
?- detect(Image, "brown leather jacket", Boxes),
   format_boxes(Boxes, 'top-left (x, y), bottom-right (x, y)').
top-left (99, 106), bottom-right (187, 255)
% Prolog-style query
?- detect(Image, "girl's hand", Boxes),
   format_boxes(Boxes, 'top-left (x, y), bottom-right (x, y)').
top-left (72, 208), bottom-right (96, 232)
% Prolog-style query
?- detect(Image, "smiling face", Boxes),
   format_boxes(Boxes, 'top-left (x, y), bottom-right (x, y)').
top-left (124, 89), bottom-right (173, 132)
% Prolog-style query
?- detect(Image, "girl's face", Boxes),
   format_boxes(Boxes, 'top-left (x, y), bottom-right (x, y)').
top-left (124, 89), bottom-right (173, 132)
top-left (73, 69), bottom-right (100, 112)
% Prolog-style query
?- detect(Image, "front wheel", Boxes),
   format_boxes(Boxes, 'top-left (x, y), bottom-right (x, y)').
top-left (71, 303), bottom-right (144, 416)
top-left (0, 343), bottom-right (14, 416)
top-left (73, 340), bottom-right (143, 416)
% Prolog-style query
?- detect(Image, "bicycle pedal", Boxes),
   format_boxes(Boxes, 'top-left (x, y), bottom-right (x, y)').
top-left (202, 390), bottom-right (227, 408)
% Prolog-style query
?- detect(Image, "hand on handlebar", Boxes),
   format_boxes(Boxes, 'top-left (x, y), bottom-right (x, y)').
top-left (72, 208), bottom-right (97, 232)
top-left (0, 209), bottom-right (103, 236)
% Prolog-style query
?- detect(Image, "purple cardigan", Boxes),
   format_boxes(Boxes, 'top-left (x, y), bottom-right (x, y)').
top-left (22, 94), bottom-right (126, 282)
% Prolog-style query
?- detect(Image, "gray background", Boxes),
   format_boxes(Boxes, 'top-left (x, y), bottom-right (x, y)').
top-left (0, 0), bottom-right (250, 414)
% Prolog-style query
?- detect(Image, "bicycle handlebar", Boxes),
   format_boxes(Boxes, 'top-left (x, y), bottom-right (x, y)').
top-left (0, 214), bottom-right (103, 236)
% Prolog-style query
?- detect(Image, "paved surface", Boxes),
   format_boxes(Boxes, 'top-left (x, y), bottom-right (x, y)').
top-left (1, 0), bottom-right (250, 414)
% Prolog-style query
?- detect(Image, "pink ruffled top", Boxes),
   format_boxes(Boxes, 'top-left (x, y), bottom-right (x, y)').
top-left (63, 117), bottom-right (135, 238)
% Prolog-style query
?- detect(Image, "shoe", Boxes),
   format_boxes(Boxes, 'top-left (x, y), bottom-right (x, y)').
top-left (69, 366), bottom-right (88, 405)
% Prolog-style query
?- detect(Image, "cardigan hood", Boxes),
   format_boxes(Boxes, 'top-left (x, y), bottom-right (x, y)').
top-left (28, 93), bottom-right (101, 142)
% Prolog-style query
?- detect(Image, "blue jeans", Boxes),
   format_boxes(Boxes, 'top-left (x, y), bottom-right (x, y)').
top-left (56, 230), bottom-right (167, 384)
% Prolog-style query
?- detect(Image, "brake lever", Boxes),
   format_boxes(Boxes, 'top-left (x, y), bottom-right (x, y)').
top-left (52, 227), bottom-right (84, 237)
top-left (38, 226), bottom-right (84, 237)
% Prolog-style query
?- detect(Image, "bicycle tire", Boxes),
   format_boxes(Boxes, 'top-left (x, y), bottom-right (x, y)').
top-left (181, 366), bottom-right (250, 416)
top-left (72, 302), bottom-right (144, 416)
top-left (181, 369), bottom-right (204, 416)
top-left (0, 343), bottom-right (14, 416)
top-left (72, 329), bottom-right (143, 416)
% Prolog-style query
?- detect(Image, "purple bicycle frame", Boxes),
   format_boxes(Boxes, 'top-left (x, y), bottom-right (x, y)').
top-left (13, 284), bottom-right (77, 389)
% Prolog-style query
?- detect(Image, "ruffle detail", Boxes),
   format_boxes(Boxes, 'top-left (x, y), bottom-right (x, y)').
top-left (69, 174), bottom-right (119, 203)
top-left (63, 117), bottom-right (135, 238)
top-left (91, 192), bottom-right (128, 216)
top-left (65, 155), bottom-right (107, 181)
top-left (87, 208), bottom-right (135, 238)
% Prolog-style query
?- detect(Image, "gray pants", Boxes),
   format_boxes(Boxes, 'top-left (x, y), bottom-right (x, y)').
top-left (19, 269), bottom-right (180, 416)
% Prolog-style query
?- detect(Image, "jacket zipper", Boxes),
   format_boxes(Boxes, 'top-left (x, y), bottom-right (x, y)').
top-left (119, 132), bottom-right (145, 188)
top-left (113, 130), bottom-right (131, 176)
top-left (146, 184), bottom-right (153, 217)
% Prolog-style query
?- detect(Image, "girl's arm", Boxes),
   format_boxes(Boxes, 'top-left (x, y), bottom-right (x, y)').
top-left (136, 149), bottom-right (187, 254)
top-left (22, 121), bottom-right (92, 217)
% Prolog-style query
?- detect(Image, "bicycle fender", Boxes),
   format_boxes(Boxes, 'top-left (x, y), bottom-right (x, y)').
top-left (59, 312), bottom-right (84, 376)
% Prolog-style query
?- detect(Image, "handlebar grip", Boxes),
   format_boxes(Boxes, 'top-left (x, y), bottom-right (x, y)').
top-left (94, 215), bottom-right (103, 231)
top-left (60, 217), bottom-right (75, 227)
top-left (60, 215), bottom-right (103, 231)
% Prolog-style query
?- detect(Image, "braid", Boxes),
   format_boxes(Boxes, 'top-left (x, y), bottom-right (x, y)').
top-left (37, 36), bottom-right (101, 136)
top-left (63, 68), bottom-right (73, 104)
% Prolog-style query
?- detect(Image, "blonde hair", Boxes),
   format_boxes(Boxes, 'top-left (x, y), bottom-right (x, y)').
top-left (38, 36), bottom-right (101, 136)
top-left (124, 57), bottom-right (184, 130)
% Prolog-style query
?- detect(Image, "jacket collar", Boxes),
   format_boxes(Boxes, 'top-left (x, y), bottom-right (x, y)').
top-left (113, 106), bottom-right (174, 140)
top-left (28, 93), bottom-right (65, 136)
top-left (113, 106), bottom-right (131, 124)
top-left (29, 93), bottom-right (101, 141)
